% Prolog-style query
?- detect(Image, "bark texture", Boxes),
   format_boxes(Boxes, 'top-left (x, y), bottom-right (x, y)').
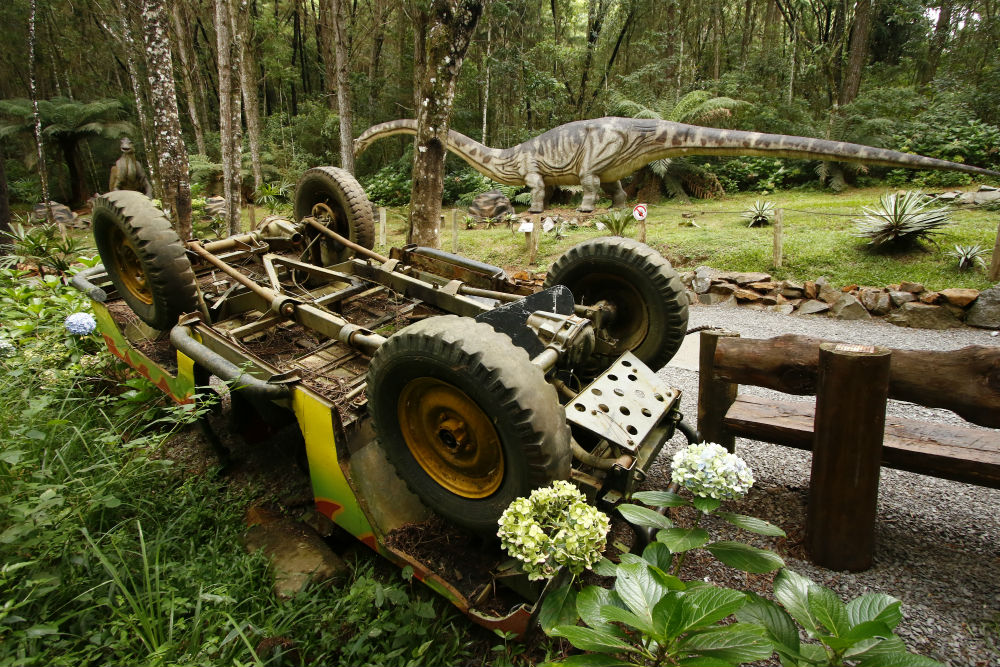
top-left (331, 0), bottom-right (355, 173)
top-left (408, 0), bottom-right (483, 248)
top-left (170, 0), bottom-right (207, 155)
top-left (838, 0), bottom-right (874, 106)
top-left (28, 0), bottom-right (54, 225)
top-left (238, 1), bottom-right (263, 191)
top-left (141, 0), bottom-right (192, 239)
top-left (216, 0), bottom-right (244, 234)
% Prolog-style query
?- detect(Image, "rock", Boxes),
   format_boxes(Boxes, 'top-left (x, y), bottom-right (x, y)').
top-left (830, 294), bottom-right (871, 320)
top-left (760, 294), bottom-right (779, 306)
top-left (692, 266), bottom-right (716, 294)
top-left (244, 508), bottom-right (349, 598)
top-left (32, 201), bottom-right (77, 226)
top-left (709, 282), bottom-right (736, 297)
top-left (748, 281), bottom-right (779, 292)
top-left (967, 284), bottom-right (1000, 328)
top-left (858, 287), bottom-right (892, 316)
top-left (956, 190), bottom-right (1000, 205)
top-left (804, 281), bottom-right (818, 299)
top-left (899, 281), bottom-right (924, 293)
top-left (780, 280), bottom-right (805, 298)
top-left (796, 299), bottom-right (831, 316)
top-left (468, 190), bottom-right (514, 221)
top-left (717, 271), bottom-right (772, 285)
top-left (841, 284), bottom-right (859, 292)
top-left (785, 298), bottom-right (803, 308)
top-left (680, 271), bottom-right (695, 288)
top-left (889, 290), bottom-right (916, 307)
top-left (686, 290), bottom-right (699, 305)
top-left (919, 291), bottom-right (941, 304)
top-left (734, 288), bottom-right (763, 302)
top-left (819, 287), bottom-right (842, 305)
top-left (699, 292), bottom-right (725, 305)
top-left (939, 288), bottom-right (979, 308)
top-left (769, 304), bottom-right (795, 315)
top-left (886, 302), bottom-right (963, 330)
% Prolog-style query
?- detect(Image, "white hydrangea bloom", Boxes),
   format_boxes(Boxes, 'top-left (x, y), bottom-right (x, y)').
top-left (65, 312), bottom-right (97, 336)
top-left (497, 480), bottom-right (610, 580)
top-left (671, 442), bottom-right (754, 500)
top-left (0, 338), bottom-right (14, 357)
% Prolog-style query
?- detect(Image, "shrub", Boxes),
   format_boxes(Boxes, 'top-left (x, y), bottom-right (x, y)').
top-left (596, 209), bottom-right (634, 237)
top-left (742, 200), bottom-right (776, 227)
top-left (947, 244), bottom-right (989, 270)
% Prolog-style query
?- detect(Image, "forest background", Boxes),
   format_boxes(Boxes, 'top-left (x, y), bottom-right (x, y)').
top-left (0, 0), bottom-right (998, 246)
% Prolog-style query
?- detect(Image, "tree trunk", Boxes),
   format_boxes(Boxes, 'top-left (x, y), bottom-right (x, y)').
top-left (408, 0), bottom-right (483, 248)
top-left (238, 2), bottom-right (264, 192)
top-left (331, 0), bottom-right (355, 173)
top-left (0, 144), bottom-right (10, 244)
top-left (838, 0), bottom-right (874, 106)
top-left (59, 138), bottom-right (88, 209)
top-left (118, 0), bottom-right (160, 197)
top-left (318, 0), bottom-right (337, 110)
top-left (170, 0), bottom-right (207, 155)
top-left (142, 0), bottom-right (192, 239)
top-left (217, 0), bottom-right (244, 234)
top-left (481, 21), bottom-right (491, 144)
top-left (918, 0), bottom-right (953, 85)
top-left (28, 0), bottom-right (54, 225)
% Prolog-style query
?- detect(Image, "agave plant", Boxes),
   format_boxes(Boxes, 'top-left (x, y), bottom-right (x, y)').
top-left (853, 191), bottom-right (952, 247)
top-left (742, 200), bottom-right (776, 227)
top-left (947, 244), bottom-right (988, 270)
top-left (595, 209), bottom-right (633, 237)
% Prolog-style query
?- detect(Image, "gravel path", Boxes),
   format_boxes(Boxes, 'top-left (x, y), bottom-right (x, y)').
top-left (650, 304), bottom-right (1000, 667)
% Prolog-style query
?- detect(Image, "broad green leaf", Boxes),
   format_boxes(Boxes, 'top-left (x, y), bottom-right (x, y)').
top-left (658, 527), bottom-right (710, 553)
top-left (715, 511), bottom-right (786, 537)
top-left (648, 566), bottom-right (687, 592)
top-left (539, 583), bottom-right (578, 633)
top-left (618, 553), bottom-right (645, 566)
top-left (642, 541), bottom-right (673, 571)
top-left (692, 496), bottom-right (722, 513)
top-left (549, 625), bottom-right (639, 654)
top-left (632, 490), bottom-right (688, 508)
top-left (652, 591), bottom-right (685, 639)
top-left (577, 585), bottom-right (621, 633)
top-left (818, 621), bottom-right (893, 651)
top-left (858, 651), bottom-right (947, 667)
top-left (847, 593), bottom-right (903, 629)
top-left (544, 654), bottom-right (633, 667)
top-left (614, 562), bottom-right (666, 627)
top-left (676, 624), bottom-right (774, 663)
top-left (773, 569), bottom-right (819, 633)
top-left (675, 658), bottom-right (734, 666)
top-left (593, 557), bottom-right (618, 577)
top-left (679, 586), bottom-right (748, 633)
top-left (616, 504), bottom-right (673, 530)
top-left (704, 541), bottom-right (785, 573)
top-left (735, 594), bottom-right (801, 657)
top-left (808, 585), bottom-right (850, 636)
top-left (600, 604), bottom-right (657, 639)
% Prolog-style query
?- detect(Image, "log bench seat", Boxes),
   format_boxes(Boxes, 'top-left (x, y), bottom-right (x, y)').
top-left (697, 330), bottom-right (1000, 571)
top-left (724, 394), bottom-right (1000, 489)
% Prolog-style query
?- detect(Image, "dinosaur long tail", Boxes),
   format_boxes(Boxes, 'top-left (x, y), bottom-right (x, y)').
top-left (354, 119), bottom-right (511, 181)
top-left (650, 120), bottom-right (1000, 177)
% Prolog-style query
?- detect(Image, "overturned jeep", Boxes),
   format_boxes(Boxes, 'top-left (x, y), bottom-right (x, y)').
top-left (74, 167), bottom-right (695, 634)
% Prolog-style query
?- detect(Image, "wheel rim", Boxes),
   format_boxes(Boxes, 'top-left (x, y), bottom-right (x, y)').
top-left (397, 377), bottom-right (504, 499)
top-left (573, 273), bottom-right (648, 353)
top-left (108, 225), bottom-right (152, 304)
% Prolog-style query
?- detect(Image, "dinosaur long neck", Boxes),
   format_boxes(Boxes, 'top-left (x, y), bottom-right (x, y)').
top-left (354, 120), bottom-right (516, 183)
top-left (637, 119), bottom-right (996, 176)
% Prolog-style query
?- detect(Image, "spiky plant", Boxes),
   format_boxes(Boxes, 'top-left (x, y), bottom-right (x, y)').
top-left (947, 244), bottom-right (988, 270)
top-left (741, 200), bottom-right (776, 227)
top-left (596, 209), bottom-right (633, 237)
top-left (853, 191), bottom-right (952, 247)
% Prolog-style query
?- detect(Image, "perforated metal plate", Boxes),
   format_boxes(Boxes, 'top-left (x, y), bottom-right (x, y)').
top-left (566, 352), bottom-right (680, 453)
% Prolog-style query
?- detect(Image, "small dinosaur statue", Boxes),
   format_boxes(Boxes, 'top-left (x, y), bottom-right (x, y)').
top-left (109, 137), bottom-right (153, 197)
top-left (354, 117), bottom-right (999, 213)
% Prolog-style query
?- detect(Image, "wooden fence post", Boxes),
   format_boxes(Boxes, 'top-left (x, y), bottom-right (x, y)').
top-left (807, 343), bottom-right (891, 572)
top-left (378, 207), bottom-right (386, 247)
top-left (773, 208), bottom-right (783, 268)
top-left (529, 216), bottom-right (540, 265)
top-left (697, 329), bottom-right (740, 452)
top-left (452, 209), bottom-right (459, 253)
top-left (989, 219), bottom-right (1000, 281)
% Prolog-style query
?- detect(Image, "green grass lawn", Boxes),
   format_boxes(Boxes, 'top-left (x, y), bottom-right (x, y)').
top-left (374, 186), bottom-right (998, 291)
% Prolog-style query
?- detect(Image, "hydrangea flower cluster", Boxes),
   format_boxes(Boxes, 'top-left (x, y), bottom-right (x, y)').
top-left (65, 312), bottom-right (97, 336)
top-left (0, 338), bottom-right (15, 358)
top-left (497, 480), bottom-right (610, 581)
top-left (671, 442), bottom-right (755, 500)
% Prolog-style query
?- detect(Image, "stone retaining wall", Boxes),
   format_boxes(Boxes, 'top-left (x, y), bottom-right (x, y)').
top-left (681, 266), bottom-right (1000, 330)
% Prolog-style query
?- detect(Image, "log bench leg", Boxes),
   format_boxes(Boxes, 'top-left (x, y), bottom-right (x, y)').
top-left (807, 343), bottom-right (891, 571)
top-left (697, 329), bottom-right (740, 452)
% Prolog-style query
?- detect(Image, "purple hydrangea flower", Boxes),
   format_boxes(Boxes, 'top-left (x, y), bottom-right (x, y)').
top-left (65, 312), bottom-right (97, 336)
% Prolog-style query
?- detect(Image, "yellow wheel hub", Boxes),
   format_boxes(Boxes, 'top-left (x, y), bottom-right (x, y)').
top-left (109, 226), bottom-right (152, 304)
top-left (397, 377), bottom-right (504, 498)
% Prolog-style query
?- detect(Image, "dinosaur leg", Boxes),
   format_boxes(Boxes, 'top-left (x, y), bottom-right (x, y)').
top-left (578, 174), bottom-right (601, 212)
top-left (526, 173), bottom-right (546, 213)
top-left (602, 181), bottom-right (627, 208)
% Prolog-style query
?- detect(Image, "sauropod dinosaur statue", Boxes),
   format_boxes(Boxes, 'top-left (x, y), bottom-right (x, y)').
top-left (109, 137), bottom-right (153, 197)
top-left (354, 117), bottom-right (999, 213)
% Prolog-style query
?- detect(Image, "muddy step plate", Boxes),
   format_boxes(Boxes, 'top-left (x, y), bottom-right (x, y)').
top-left (566, 352), bottom-right (680, 453)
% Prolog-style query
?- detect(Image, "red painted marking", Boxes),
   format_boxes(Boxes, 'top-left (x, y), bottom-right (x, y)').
top-left (314, 499), bottom-right (343, 520)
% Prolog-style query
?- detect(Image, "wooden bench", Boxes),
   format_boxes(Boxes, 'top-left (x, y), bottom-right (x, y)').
top-left (697, 330), bottom-right (1000, 571)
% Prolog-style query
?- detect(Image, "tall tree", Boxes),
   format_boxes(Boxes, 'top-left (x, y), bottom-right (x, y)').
top-left (216, 0), bottom-right (244, 235)
top-left (238, 1), bottom-right (263, 191)
top-left (409, 0), bottom-right (483, 247)
top-left (0, 143), bottom-right (10, 242)
top-left (28, 0), bottom-right (53, 224)
top-left (918, 0), bottom-right (953, 85)
top-left (170, 0), bottom-right (208, 155)
top-left (839, 0), bottom-right (874, 105)
top-left (331, 0), bottom-right (355, 173)
top-left (141, 0), bottom-right (192, 238)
